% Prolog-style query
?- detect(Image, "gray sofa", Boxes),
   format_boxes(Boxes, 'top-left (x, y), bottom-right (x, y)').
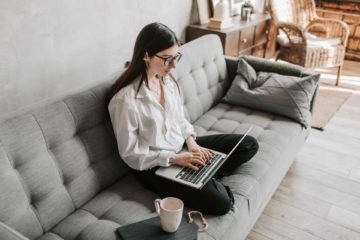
top-left (0, 34), bottom-right (318, 240)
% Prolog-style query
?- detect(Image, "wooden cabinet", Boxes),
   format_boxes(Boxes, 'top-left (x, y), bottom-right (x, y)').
top-left (186, 14), bottom-right (276, 58)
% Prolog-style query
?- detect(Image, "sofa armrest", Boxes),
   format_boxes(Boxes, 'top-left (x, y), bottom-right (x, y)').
top-left (0, 222), bottom-right (29, 240)
top-left (225, 55), bottom-right (239, 83)
top-left (227, 55), bottom-right (309, 77)
top-left (241, 55), bottom-right (310, 77)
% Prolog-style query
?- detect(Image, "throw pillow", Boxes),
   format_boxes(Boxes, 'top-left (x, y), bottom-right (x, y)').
top-left (223, 58), bottom-right (319, 128)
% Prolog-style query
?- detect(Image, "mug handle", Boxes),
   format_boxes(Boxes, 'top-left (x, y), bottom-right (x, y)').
top-left (154, 199), bottom-right (161, 214)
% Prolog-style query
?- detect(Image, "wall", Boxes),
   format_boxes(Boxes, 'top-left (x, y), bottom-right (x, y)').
top-left (0, 0), bottom-right (196, 119)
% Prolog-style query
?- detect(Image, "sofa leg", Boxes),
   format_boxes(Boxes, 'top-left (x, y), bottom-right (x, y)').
top-left (335, 65), bottom-right (342, 86)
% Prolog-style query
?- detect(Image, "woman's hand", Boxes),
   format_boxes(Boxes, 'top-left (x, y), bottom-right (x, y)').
top-left (169, 152), bottom-right (206, 171)
top-left (186, 136), bottom-right (214, 163)
top-left (188, 145), bottom-right (214, 163)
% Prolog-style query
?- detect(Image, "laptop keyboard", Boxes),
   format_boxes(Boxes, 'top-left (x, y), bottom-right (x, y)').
top-left (175, 153), bottom-right (223, 184)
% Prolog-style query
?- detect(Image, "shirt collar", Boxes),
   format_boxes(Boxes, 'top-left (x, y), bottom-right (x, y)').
top-left (135, 80), bottom-right (147, 99)
top-left (135, 76), bottom-right (171, 99)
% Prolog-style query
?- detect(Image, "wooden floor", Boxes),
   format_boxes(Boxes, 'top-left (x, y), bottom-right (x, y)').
top-left (246, 60), bottom-right (360, 240)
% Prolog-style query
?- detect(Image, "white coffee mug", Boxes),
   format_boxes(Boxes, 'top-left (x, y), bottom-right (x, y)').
top-left (154, 197), bottom-right (184, 232)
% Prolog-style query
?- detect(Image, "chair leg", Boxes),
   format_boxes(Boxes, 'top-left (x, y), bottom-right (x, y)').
top-left (335, 65), bottom-right (342, 86)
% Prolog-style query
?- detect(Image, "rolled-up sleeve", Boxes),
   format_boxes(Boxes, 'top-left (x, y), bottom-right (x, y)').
top-left (180, 115), bottom-right (196, 140)
top-left (109, 98), bottom-right (175, 171)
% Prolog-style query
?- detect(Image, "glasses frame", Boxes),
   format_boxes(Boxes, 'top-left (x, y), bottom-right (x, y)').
top-left (154, 52), bottom-right (182, 66)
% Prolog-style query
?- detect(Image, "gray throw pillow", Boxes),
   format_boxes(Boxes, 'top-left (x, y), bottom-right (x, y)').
top-left (223, 58), bottom-right (319, 128)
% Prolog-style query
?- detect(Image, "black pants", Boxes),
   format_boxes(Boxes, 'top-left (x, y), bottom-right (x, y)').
top-left (132, 134), bottom-right (259, 215)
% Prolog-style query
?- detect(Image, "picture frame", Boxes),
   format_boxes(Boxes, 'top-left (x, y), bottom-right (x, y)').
top-left (229, 0), bottom-right (244, 16)
top-left (197, 0), bottom-right (212, 24)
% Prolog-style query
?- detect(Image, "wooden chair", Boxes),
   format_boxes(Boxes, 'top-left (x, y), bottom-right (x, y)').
top-left (268, 0), bottom-right (349, 85)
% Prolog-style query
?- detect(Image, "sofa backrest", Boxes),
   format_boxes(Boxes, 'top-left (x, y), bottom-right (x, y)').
top-left (0, 81), bottom-right (128, 239)
top-left (174, 34), bottom-right (230, 123)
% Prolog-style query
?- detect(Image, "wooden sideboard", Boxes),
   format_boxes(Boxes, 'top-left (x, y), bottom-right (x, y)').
top-left (186, 13), bottom-right (276, 58)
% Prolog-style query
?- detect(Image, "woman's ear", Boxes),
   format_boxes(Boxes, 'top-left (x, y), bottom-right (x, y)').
top-left (143, 52), bottom-right (150, 61)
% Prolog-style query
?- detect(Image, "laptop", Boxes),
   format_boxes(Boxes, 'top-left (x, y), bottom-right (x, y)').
top-left (155, 126), bottom-right (253, 189)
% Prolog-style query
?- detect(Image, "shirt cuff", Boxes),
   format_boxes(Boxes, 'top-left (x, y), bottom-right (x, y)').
top-left (182, 126), bottom-right (197, 140)
top-left (157, 150), bottom-right (176, 167)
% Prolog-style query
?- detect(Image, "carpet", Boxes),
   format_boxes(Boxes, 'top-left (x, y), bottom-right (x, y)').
top-left (311, 86), bottom-right (352, 130)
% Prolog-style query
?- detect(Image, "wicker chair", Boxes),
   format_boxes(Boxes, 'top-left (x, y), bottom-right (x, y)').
top-left (268, 0), bottom-right (349, 85)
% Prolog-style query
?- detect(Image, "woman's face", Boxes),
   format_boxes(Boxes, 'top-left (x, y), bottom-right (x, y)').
top-left (146, 44), bottom-right (180, 77)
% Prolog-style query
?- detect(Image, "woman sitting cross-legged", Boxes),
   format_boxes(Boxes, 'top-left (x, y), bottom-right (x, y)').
top-left (107, 22), bottom-right (259, 215)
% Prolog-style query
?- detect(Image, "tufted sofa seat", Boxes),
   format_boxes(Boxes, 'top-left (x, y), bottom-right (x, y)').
top-left (0, 35), bottom-right (317, 240)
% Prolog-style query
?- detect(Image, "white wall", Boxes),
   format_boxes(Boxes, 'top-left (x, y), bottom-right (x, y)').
top-left (0, 0), bottom-right (197, 119)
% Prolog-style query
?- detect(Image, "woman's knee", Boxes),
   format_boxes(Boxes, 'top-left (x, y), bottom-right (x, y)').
top-left (209, 193), bottom-right (233, 215)
top-left (201, 180), bottom-right (234, 215)
top-left (245, 135), bottom-right (259, 156)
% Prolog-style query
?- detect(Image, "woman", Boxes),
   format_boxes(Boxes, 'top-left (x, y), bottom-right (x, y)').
top-left (108, 22), bottom-right (258, 215)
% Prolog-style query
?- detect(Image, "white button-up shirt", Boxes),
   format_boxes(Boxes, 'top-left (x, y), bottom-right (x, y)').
top-left (108, 76), bottom-right (196, 171)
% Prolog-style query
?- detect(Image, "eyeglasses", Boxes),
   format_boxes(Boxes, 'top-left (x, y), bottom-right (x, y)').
top-left (154, 52), bottom-right (182, 66)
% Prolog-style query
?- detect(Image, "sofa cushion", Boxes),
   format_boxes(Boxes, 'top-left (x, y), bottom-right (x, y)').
top-left (0, 115), bottom-right (73, 239)
top-left (174, 34), bottom-right (231, 124)
top-left (223, 58), bottom-right (319, 128)
top-left (0, 81), bottom-right (129, 239)
top-left (39, 175), bottom-right (157, 240)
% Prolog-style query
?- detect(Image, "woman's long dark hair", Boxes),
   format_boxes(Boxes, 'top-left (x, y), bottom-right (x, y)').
top-left (106, 22), bottom-right (180, 106)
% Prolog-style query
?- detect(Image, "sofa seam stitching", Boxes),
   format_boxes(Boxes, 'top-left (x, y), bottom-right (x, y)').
top-left (3, 165), bottom-right (45, 234)
top-left (47, 230), bottom-right (66, 240)
top-left (65, 209), bottom-right (99, 240)
top-left (207, 105), bottom-right (229, 132)
top-left (63, 100), bottom-right (78, 131)
top-left (63, 92), bottom-right (101, 165)
top-left (62, 98), bottom-right (98, 184)
top-left (0, 120), bottom-right (46, 234)
top-left (31, 113), bottom-right (77, 210)
top-left (0, 139), bottom-right (14, 167)
top-left (31, 114), bottom-right (64, 182)
top-left (78, 207), bottom-right (98, 218)
top-left (0, 223), bottom-right (29, 239)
